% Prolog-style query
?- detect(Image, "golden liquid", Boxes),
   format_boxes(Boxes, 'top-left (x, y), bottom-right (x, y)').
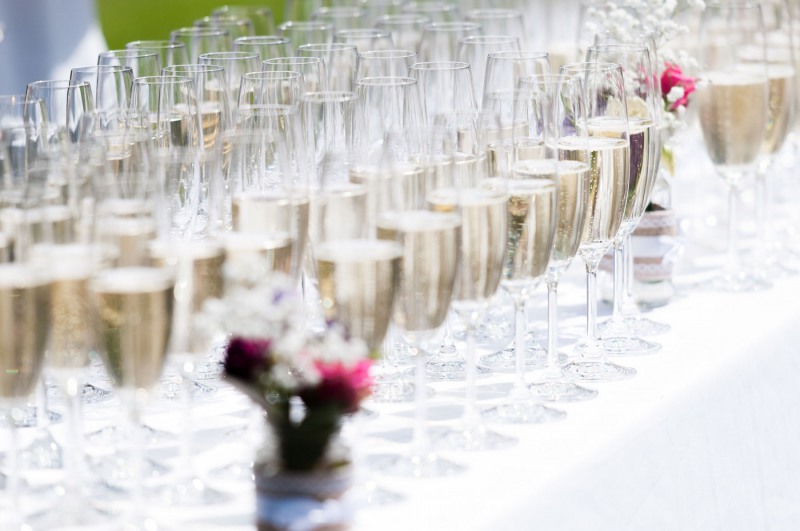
top-left (222, 232), bottom-right (295, 275)
top-left (0, 205), bottom-right (74, 252)
top-left (698, 71), bottom-right (768, 168)
top-left (148, 240), bottom-right (224, 313)
top-left (377, 210), bottom-right (461, 332)
top-left (558, 136), bottom-right (628, 253)
top-left (552, 160), bottom-right (590, 268)
top-left (101, 217), bottom-right (157, 267)
top-left (503, 171), bottom-right (558, 287)
top-left (316, 239), bottom-right (402, 353)
top-left (201, 105), bottom-right (223, 151)
top-left (48, 266), bottom-right (93, 371)
top-left (589, 117), bottom-right (656, 226)
top-left (427, 187), bottom-right (507, 303)
top-left (763, 65), bottom-right (796, 155)
top-left (0, 266), bottom-right (51, 399)
top-left (90, 267), bottom-right (174, 390)
top-left (309, 183), bottom-right (368, 245)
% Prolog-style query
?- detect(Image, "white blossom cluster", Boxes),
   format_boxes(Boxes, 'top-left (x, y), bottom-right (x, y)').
top-left (196, 264), bottom-right (368, 393)
top-left (586, 0), bottom-right (705, 49)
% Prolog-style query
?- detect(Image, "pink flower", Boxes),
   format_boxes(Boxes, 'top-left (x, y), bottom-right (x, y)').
top-left (660, 62), bottom-right (697, 111)
top-left (301, 359), bottom-right (373, 414)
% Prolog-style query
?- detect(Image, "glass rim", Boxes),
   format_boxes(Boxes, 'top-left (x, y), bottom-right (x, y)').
top-left (312, 6), bottom-right (365, 16)
top-left (199, 51), bottom-right (261, 60)
top-left (213, 5), bottom-right (273, 15)
top-left (487, 50), bottom-right (549, 60)
top-left (241, 70), bottom-right (304, 80)
top-left (235, 35), bottom-right (290, 44)
top-left (301, 90), bottom-right (358, 103)
top-left (298, 43), bottom-right (358, 52)
top-left (560, 61), bottom-right (623, 73)
top-left (264, 56), bottom-right (324, 65)
top-left (0, 94), bottom-right (36, 104)
top-left (357, 49), bottom-right (417, 59)
top-left (170, 26), bottom-right (230, 37)
top-left (375, 13), bottom-right (431, 24)
top-left (133, 75), bottom-right (197, 85)
top-left (587, 43), bottom-right (650, 54)
top-left (409, 60), bottom-right (470, 71)
top-left (459, 35), bottom-right (519, 44)
top-left (466, 8), bottom-right (523, 19)
top-left (278, 20), bottom-right (333, 30)
top-left (99, 49), bottom-right (160, 59)
top-left (424, 21), bottom-right (482, 31)
top-left (70, 64), bottom-right (134, 74)
top-left (26, 79), bottom-right (92, 90)
top-left (163, 63), bottom-right (226, 74)
top-left (355, 76), bottom-right (417, 87)
top-left (126, 40), bottom-right (186, 50)
top-left (335, 28), bottom-right (390, 37)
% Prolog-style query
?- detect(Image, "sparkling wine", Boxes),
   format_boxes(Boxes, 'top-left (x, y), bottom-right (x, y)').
top-left (588, 116), bottom-right (656, 230)
top-left (90, 267), bottom-right (174, 390)
top-left (0, 265), bottom-right (51, 399)
top-left (427, 187), bottom-right (507, 303)
top-left (551, 160), bottom-right (590, 269)
top-left (222, 231), bottom-right (295, 275)
top-left (558, 136), bottom-right (628, 255)
top-left (310, 183), bottom-right (368, 244)
top-left (502, 162), bottom-right (558, 293)
top-left (232, 190), bottom-right (310, 270)
top-left (148, 240), bottom-right (224, 313)
top-left (201, 104), bottom-right (223, 151)
top-left (316, 239), bottom-right (402, 352)
top-left (698, 71), bottom-right (768, 169)
top-left (762, 64), bottom-right (795, 155)
top-left (377, 210), bottom-right (461, 332)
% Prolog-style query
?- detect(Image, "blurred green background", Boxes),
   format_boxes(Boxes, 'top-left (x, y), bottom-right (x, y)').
top-left (97, 0), bottom-right (285, 50)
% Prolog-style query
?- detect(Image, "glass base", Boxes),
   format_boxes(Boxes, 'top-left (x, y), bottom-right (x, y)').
top-left (562, 360), bottom-right (636, 382)
top-left (425, 358), bottom-right (492, 381)
top-left (157, 476), bottom-right (232, 506)
top-left (527, 380), bottom-right (598, 403)
top-left (210, 460), bottom-right (254, 483)
top-left (605, 336), bottom-right (661, 356)
top-left (20, 431), bottom-right (62, 469)
top-left (90, 454), bottom-right (171, 491)
top-left (479, 345), bottom-right (567, 371)
top-left (87, 423), bottom-right (172, 447)
top-left (371, 379), bottom-right (432, 403)
top-left (599, 316), bottom-right (671, 337)
top-left (83, 383), bottom-right (114, 404)
top-left (482, 401), bottom-right (566, 425)
top-left (373, 451), bottom-right (467, 478)
top-left (433, 423), bottom-right (517, 451)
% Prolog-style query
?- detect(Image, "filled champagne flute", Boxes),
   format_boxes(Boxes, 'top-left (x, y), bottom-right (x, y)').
top-left (696, 1), bottom-right (769, 292)
top-left (480, 83), bottom-right (565, 423)
top-left (583, 43), bottom-right (662, 356)
top-left (521, 75), bottom-right (597, 403)
top-left (559, 62), bottom-right (635, 382)
top-left (376, 120), bottom-right (465, 477)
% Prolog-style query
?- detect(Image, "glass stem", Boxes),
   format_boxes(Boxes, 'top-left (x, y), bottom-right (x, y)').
top-left (610, 240), bottom-right (625, 326)
top-left (64, 375), bottom-right (84, 504)
top-left (463, 319), bottom-right (478, 427)
top-left (124, 394), bottom-right (146, 523)
top-left (511, 296), bottom-right (528, 399)
top-left (179, 364), bottom-right (196, 483)
top-left (755, 166), bottom-right (767, 273)
top-left (584, 260), bottom-right (602, 360)
top-left (624, 233), bottom-right (635, 301)
top-left (545, 275), bottom-right (561, 380)
top-left (36, 376), bottom-right (50, 431)
top-left (410, 343), bottom-right (428, 457)
top-left (8, 406), bottom-right (22, 528)
top-left (726, 182), bottom-right (741, 276)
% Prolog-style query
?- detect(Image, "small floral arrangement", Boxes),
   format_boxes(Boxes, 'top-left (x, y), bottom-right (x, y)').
top-left (200, 266), bottom-right (373, 472)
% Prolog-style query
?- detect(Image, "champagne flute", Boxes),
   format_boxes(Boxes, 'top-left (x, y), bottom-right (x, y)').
top-left (465, 8), bottom-right (526, 47)
top-left (169, 27), bottom-right (233, 63)
top-left (312, 6), bottom-right (368, 30)
top-left (199, 51), bottom-right (262, 112)
top-left (278, 20), bottom-right (335, 51)
top-left (403, 1), bottom-right (459, 23)
top-left (696, 1), bottom-right (769, 292)
top-left (334, 28), bottom-right (394, 52)
top-left (126, 40), bottom-right (190, 68)
top-left (431, 110), bottom-right (516, 449)
top-left (418, 22), bottom-right (482, 62)
top-left (263, 56), bottom-right (328, 92)
top-left (354, 49), bottom-right (417, 80)
top-left (237, 70), bottom-right (306, 109)
top-left (521, 74), bottom-right (597, 403)
top-left (583, 43), bottom-right (662, 356)
top-left (455, 35), bottom-right (520, 107)
top-left (559, 61), bottom-right (635, 382)
top-left (195, 15), bottom-right (255, 41)
top-left (374, 13), bottom-right (430, 53)
top-left (98, 49), bottom-right (162, 79)
top-left (234, 36), bottom-right (293, 62)
top-left (0, 264), bottom-right (51, 529)
top-left (69, 65), bottom-right (134, 122)
top-left (212, 5), bottom-right (277, 35)
top-left (25, 80), bottom-right (94, 153)
top-left (298, 43), bottom-right (359, 91)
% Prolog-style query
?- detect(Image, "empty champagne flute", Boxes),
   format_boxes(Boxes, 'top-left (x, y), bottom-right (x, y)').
top-left (354, 49), bottom-right (417, 80)
top-left (465, 8), bottom-right (526, 47)
top-left (212, 4), bottom-right (276, 35)
top-left (234, 36), bottom-right (293, 62)
top-left (199, 51), bottom-right (262, 111)
top-left (237, 70), bottom-right (305, 109)
top-left (403, 1), bottom-right (459, 23)
top-left (126, 40), bottom-right (190, 68)
top-left (169, 27), bottom-right (233, 63)
top-left (195, 15), bottom-right (255, 41)
top-left (418, 22), bottom-right (482, 62)
top-left (374, 13), bottom-right (430, 53)
top-left (456, 35), bottom-right (520, 109)
top-left (69, 65), bottom-right (134, 121)
top-left (98, 49), bottom-right (162, 79)
top-left (278, 20), bottom-right (335, 51)
top-left (298, 43), bottom-right (358, 91)
top-left (335, 28), bottom-right (394, 52)
top-left (312, 5), bottom-right (368, 30)
top-left (263, 56), bottom-right (328, 92)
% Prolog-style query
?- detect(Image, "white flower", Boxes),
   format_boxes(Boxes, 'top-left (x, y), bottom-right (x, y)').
top-left (666, 85), bottom-right (685, 104)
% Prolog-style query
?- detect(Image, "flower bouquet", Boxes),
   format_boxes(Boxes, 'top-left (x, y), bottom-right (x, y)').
top-left (200, 265), bottom-right (372, 529)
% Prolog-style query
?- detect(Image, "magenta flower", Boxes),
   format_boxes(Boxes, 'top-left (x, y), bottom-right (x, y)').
top-left (660, 62), bottom-right (697, 111)
top-left (224, 337), bottom-right (272, 383)
top-left (301, 359), bottom-right (373, 414)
